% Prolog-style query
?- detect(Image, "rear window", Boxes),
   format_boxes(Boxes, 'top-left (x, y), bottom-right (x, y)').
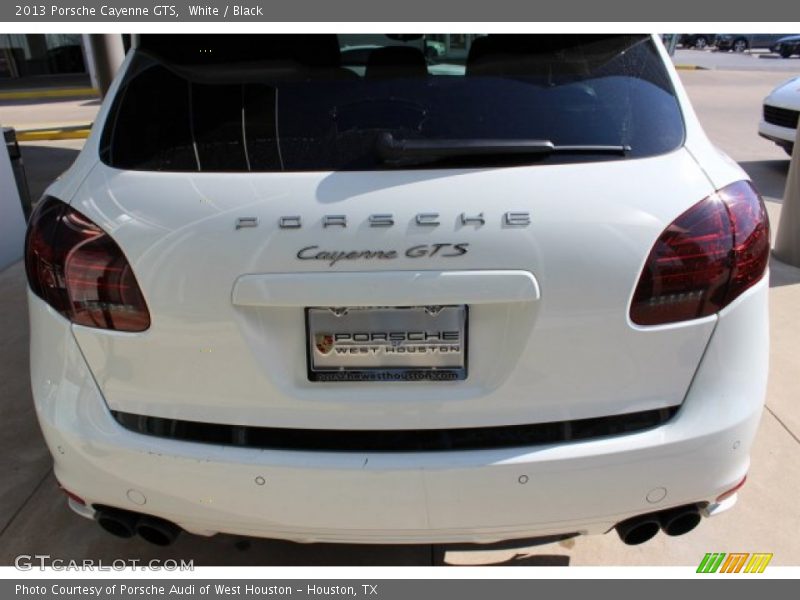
top-left (100, 34), bottom-right (685, 172)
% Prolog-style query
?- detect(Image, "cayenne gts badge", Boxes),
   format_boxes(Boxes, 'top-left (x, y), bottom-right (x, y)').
top-left (296, 243), bottom-right (469, 266)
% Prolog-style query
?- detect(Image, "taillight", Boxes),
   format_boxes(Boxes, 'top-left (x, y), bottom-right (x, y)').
top-left (631, 181), bottom-right (769, 326)
top-left (25, 197), bottom-right (150, 332)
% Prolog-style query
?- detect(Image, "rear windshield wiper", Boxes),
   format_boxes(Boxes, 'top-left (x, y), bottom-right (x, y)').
top-left (376, 132), bottom-right (630, 165)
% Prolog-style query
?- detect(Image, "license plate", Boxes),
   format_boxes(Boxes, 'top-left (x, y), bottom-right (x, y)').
top-left (306, 306), bottom-right (467, 382)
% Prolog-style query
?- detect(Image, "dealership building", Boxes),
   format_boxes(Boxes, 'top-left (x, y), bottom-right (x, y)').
top-left (0, 34), bottom-right (90, 80)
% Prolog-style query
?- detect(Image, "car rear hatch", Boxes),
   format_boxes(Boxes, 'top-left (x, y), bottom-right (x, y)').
top-left (68, 34), bottom-right (719, 440)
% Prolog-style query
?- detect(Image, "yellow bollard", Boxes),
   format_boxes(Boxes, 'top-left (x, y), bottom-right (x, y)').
top-left (773, 124), bottom-right (800, 267)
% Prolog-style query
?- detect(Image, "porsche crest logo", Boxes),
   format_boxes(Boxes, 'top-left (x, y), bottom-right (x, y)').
top-left (315, 334), bottom-right (335, 355)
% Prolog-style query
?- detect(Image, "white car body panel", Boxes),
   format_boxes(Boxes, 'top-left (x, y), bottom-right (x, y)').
top-left (28, 34), bottom-right (769, 543)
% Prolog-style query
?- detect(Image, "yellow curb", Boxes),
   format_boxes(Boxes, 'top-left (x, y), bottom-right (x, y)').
top-left (0, 87), bottom-right (98, 101)
top-left (13, 120), bottom-right (91, 130)
top-left (674, 64), bottom-right (705, 70)
top-left (17, 128), bottom-right (91, 142)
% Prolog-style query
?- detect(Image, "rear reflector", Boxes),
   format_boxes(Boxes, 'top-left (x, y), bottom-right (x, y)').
top-left (25, 197), bottom-right (150, 332)
top-left (60, 486), bottom-right (87, 506)
top-left (630, 181), bottom-right (769, 326)
top-left (716, 475), bottom-right (747, 503)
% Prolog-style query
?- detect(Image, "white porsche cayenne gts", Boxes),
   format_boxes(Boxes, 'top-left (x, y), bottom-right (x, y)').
top-left (26, 34), bottom-right (770, 547)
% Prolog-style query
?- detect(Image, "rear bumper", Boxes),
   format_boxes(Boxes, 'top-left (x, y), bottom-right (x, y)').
top-left (29, 277), bottom-right (769, 544)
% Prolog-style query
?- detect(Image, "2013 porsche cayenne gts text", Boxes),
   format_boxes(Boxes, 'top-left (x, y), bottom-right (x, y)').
top-left (26, 34), bottom-right (770, 547)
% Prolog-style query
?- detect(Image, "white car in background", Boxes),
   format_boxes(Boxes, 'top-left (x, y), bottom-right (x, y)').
top-left (26, 34), bottom-right (770, 549)
top-left (759, 75), bottom-right (800, 155)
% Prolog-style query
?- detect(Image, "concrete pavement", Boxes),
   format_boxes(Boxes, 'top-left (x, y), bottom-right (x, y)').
top-left (0, 68), bottom-right (798, 566)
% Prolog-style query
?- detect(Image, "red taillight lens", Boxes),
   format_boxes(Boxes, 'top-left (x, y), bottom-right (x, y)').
top-left (25, 197), bottom-right (150, 332)
top-left (631, 181), bottom-right (769, 326)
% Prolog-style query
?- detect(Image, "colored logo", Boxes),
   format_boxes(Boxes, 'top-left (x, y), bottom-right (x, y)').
top-left (315, 334), bottom-right (335, 355)
top-left (697, 552), bottom-right (773, 573)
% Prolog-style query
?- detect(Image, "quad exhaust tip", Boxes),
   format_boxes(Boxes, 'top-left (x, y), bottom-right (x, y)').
top-left (95, 506), bottom-right (181, 546)
top-left (96, 507), bottom-right (139, 539)
top-left (659, 505), bottom-right (703, 537)
top-left (136, 515), bottom-right (182, 546)
top-left (615, 514), bottom-right (661, 546)
top-left (616, 504), bottom-right (702, 545)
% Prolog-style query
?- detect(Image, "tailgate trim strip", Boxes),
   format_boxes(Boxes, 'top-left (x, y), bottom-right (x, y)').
top-left (111, 407), bottom-right (678, 453)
